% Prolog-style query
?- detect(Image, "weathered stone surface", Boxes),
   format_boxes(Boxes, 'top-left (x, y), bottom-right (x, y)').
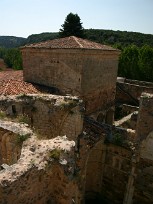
top-left (0, 94), bottom-right (83, 140)
top-left (21, 48), bottom-right (119, 117)
top-left (116, 79), bottom-right (153, 106)
top-left (0, 133), bottom-right (81, 204)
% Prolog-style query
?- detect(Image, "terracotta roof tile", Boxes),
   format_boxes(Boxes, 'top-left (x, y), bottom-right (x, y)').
top-left (22, 36), bottom-right (118, 51)
top-left (0, 70), bottom-right (52, 95)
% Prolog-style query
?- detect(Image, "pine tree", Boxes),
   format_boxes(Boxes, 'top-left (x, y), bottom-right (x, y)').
top-left (59, 13), bottom-right (84, 38)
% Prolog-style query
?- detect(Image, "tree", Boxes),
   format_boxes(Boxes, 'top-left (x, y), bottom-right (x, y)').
top-left (59, 13), bottom-right (84, 38)
top-left (0, 47), bottom-right (22, 70)
top-left (118, 45), bottom-right (153, 82)
top-left (139, 45), bottom-right (153, 82)
top-left (118, 45), bottom-right (140, 80)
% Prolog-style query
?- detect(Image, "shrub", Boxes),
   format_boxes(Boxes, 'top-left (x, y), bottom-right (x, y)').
top-left (48, 149), bottom-right (61, 160)
top-left (0, 111), bottom-right (6, 119)
top-left (16, 134), bottom-right (30, 145)
top-left (17, 114), bottom-right (29, 124)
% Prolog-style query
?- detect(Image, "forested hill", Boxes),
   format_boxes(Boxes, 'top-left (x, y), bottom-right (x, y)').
top-left (22, 29), bottom-right (153, 47)
top-left (0, 36), bottom-right (26, 48)
top-left (85, 29), bottom-right (153, 47)
top-left (26, 32), bottom-right (59, 44)
top-left (1, 29), bottom-right (153, 48)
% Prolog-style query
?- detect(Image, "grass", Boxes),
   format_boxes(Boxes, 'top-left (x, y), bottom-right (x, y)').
top-left (17, 114), bottom-right (29, 124)
top-left (16, 134), bottom-right (30, 145)
top-left (48, 149), bottom-right (61, 160)
top-left (112, 133), bottom-right (124, 146)
top-left (30, 159), bottom-right (35, 167)
top-left (0, 111), bottom-right (6, 119)
top-left (59, 99), bottom-right (78, 110)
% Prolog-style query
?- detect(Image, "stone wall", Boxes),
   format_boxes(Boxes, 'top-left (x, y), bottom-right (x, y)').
top-left (0, 127), bottom-right (21, 165)
top-left (22, 49), bottom-right (83, 95)
top-left (22, 48), bottom-right (119, 116)
top-left (0, 120), bottom-right (32, 166)
top-left (136, 93), bottom-right (153, 142)
top-left (116, 80), bottom-right (153, 105)
top-left (0, 165), bottom-right (81, 204)
top-left (0, 132), bottom-right (82, 204)
top-left (132, 93), bottom-right (153, 204)
top-left (76, 117), bottom-right (136, 203)
top-left (0, 94), bottom-right (83, 140)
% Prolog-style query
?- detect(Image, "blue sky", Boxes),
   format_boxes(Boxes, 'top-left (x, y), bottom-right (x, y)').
top-left (0, 0), bottom-right (153, 38)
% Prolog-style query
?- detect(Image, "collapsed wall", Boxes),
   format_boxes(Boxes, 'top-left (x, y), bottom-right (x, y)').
top-left (0, 95), bottom-right (83, 204)
top-left (77, 117), bottom-right (136, 203)
top-left (116, 77), bottom-right (153, 105)
top-left (0, 120), bottom-right (32, 166)
top-left (133, 93), bottom-right (153, 204)
top-left (0, 94), bottom-right (84, 204)
top-left (0, 94), bottom-right (83, 140)
top-left (0, 133), bottom-right (81, 204)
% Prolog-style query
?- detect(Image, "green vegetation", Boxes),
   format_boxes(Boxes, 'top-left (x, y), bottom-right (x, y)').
top-left (85, 29), bottom-right (153, 47)
top-left (59, 99), bottom-right (78, 110)
top-left (17, 114), bottom-right (30, 124)
top-left (26, 32), bottom-right (59, 44)
top-left (112, 133), bottom-right (124, 146)
top-left (30, 159), bottom-right (36, 167)
top-left (0, 36), bottom-right (26, 48)
top-left (0, 47), bottom-right (22, 70)
top-left (118, 45), bottom-right (153, 82)
top-left (1, 29), bottom-right (153, 48)
top-left (48, 149), bottom-right (61, 160)
top-left (59, 13), bottom-right (84, 38)
top-left (0, 111), bottom-right (6, 119)
top-left (16, 134), bottom-right (30, 145)
top-left (1, 21), bottom-right (153, 82)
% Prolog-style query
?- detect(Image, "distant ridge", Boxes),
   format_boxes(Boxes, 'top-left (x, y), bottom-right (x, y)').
top-left (0, 36), bottom-right (26, 48)
top-left (1, 29), bottom-right (153, 48)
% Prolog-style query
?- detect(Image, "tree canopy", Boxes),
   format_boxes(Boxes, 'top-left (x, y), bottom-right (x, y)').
top-left (118, 45), bottom-right (153, 82)
top-left (0, 47), bottom-right (22, 70)
top-left (59, 13), bottom-right (84, 38)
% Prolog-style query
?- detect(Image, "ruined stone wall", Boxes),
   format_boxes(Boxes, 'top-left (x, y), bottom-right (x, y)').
top-left (116, 81), bottom-right (153, 105)
top-left (0, 165), bottom-right (81, 204)
top-left (102, 144), bottom-right (133, 203)
top-left (132, 93), bottom-right (153, 204)
top-left (0, 120), bottom-right (32, 166)
top-left (136, 93), bottom-right (153, 142)
top-left (125, 78), bottom-right (153, 87)
top-left (0, 127), bottom-right (21, 165)
top-left (77, 118), bottom-right (136, 203)
top-left (0, 95), bottom-right (83, 140)
top-left (0, 131), bottom-right (82, 204)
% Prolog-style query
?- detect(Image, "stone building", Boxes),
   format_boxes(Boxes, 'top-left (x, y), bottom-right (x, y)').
top-left (1, 36), bottom-right (153, 204)
top-left (21, 36), bottom-right (120, 124)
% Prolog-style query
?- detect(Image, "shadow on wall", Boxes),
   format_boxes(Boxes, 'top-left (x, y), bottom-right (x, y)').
top-left (85, 194), bottom-right (110, 204)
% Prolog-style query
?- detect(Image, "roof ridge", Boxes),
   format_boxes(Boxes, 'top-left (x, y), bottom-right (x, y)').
top-left (21, 36), bottom-right (120, 51)
top-left (72, 36), bottom-right (83, 48)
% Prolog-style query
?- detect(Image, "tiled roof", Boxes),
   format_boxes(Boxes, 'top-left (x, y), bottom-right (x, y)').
top-left (21, 36), bottom-right (118, 51)
top-left (0, 70), bottom-right (52, 95)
